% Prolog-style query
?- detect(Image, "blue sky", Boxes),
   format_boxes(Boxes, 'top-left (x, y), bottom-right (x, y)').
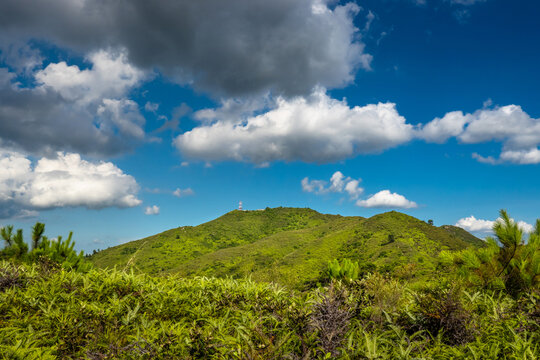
top-left (1, 0), bottom-right (539, 252)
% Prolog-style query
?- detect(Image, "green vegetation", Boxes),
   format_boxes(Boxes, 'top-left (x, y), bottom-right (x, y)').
top-left (439, 210), bottom-right (539, 297)
top-left (1, 222), bottom-right (89, 272)
top-left (325, 258), bottom-right (360, 282)
top-left (91, 208), bottom-right (483, 289)
top-left (0, 209), bottom-right (537, 358)
top-left (0, 262), bottom-right (537, 358)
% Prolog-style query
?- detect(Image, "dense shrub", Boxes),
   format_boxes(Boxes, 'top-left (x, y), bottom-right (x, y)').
top-left (309, 282), bottom-right (354, 357)
top-left (403, 284), bottom-right (476, 345)
top-left (0, 261), bottom-right (538, 359)
top-left (356, 272), bottom-right (407, 325)
top-left (0, 263), bottom-right (25, 293)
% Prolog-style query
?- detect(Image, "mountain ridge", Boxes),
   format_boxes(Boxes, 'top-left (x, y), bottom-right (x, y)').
top-left (90, 207), bottom-right (483, 288)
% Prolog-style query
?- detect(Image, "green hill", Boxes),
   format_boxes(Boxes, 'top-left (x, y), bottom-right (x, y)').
top-left (90, 207), bottom-right (483, 288)
top-left (440, 224), bottom-right (486, 247)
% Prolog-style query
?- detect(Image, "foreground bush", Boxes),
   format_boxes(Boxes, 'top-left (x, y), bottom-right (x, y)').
top-left (0, 261), bottom-right (310, 359)
top-left (0, 261), bottom-right (538, 359)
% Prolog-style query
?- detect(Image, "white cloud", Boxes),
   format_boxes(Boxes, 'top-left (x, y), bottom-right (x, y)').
top-left (356, 190), bottom-right (417, 209)
top-left (302, 171), bottom-right (363, 199)
top-left (499, 148), bottom-right (540, 165)
top-left (455, 215), bottom-right (534, 234)
top-left (344, 180), bottom-right (364, 199)
top-left (173, 188), bottom-right (194, 198)
top-left (418, 111), bottom-right (468, 143)
top-left (419, 105), bottom-right (540, 164)
top-left (0, 150), bottom-right (141, 218)
top-left (518, 221), bottom-right (534, 234)
top-left (471, 153), bottom-right (497, 164)
top-left (0, 50), bottom-right (147, 157)
top-left (303, 173), bottom-right (420, 209)
top-left (35, 49), bottom-right (145, 104)
top-left (144, 102), bottom-right (159, 112)
top-left (144, 205), bottom-right (160, 215)
top-left (175, 88), bottom-right (413, 164)
top-left (0, 151), bottom-right (32, 204)
top-left (193, 96), bottom-right (272, 125)
top-left (482, 99), bottom-right (493, 108)
top-left (363, 11), bottom-right (375, 33)
top-left (455, 216), bottom-right (494, 232)
top-left (329, 171), bottom-right (347, 192)
top-left (458, 105), bottom-right (539, 146)
top-left (97, 99), bottom-right (145, 139)
top-left (473, 149), bottom-right (540, 165)
top-left (301, 178), bottom-right (327, 194)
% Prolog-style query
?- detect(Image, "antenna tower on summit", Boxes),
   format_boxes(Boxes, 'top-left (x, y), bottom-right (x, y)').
top-left (238, 201), bottom-right (243, 211)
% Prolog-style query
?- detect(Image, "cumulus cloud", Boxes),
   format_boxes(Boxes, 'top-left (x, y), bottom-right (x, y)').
top-left (517, 221), bottom-right (534, 234)
top-left (0, 50), bottom-right (146, 156)
top-left (175, 89), bottom-right (413, 163)
top-left (356, 190), bottom-right (417, 209)
top-left (418, 111), bottom-right (468, 143)
top-left (0, 150), bottom-right (141, 218)
top-left (419, 105), bottom-right (540, 164)
top-left (456, 215), bottom-right (533, 234)
top-left (144, 205), bottom-right (160, 215)
top-left (302, 171), bottom-right (363, 199)
top-left (173, 188), bottom-right (195, 198)
top-left (344, 180), bottom-right (364, 199)
top-left (35, 49), bottom-right (145, 104)
top-left (455, 216), bottom-right (494, 232)
top-left (498, 148), bottom-right (540, 165)
top-left (302, 172), bottom-right (416, 209)
top-left (0, 0), bottom-right (371, 97)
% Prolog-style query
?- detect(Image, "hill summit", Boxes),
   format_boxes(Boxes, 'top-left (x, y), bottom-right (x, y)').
top-left (90, 207), bottom-right (483, 288)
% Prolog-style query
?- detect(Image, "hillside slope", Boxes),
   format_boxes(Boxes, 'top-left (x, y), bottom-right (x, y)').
top-left (90, 207), bottom-right (483, 288)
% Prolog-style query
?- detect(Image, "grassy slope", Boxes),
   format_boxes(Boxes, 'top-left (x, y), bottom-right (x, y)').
top-left (440, 225), bottom-right (486, 247)
top-left (91, 208), bottom-right (482, 288)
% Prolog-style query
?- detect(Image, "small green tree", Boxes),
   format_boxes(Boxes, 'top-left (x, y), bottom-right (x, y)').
top-left (439, 209), bottom-right (539, 297)
top-left (1, 225), bottom-right (14, 247)
top-left (1, 226), bottom-right (28, 260)
top-left (31, 222), bottom-right (45, 250)
top-left (0, 223), bottom-right (90, 272)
